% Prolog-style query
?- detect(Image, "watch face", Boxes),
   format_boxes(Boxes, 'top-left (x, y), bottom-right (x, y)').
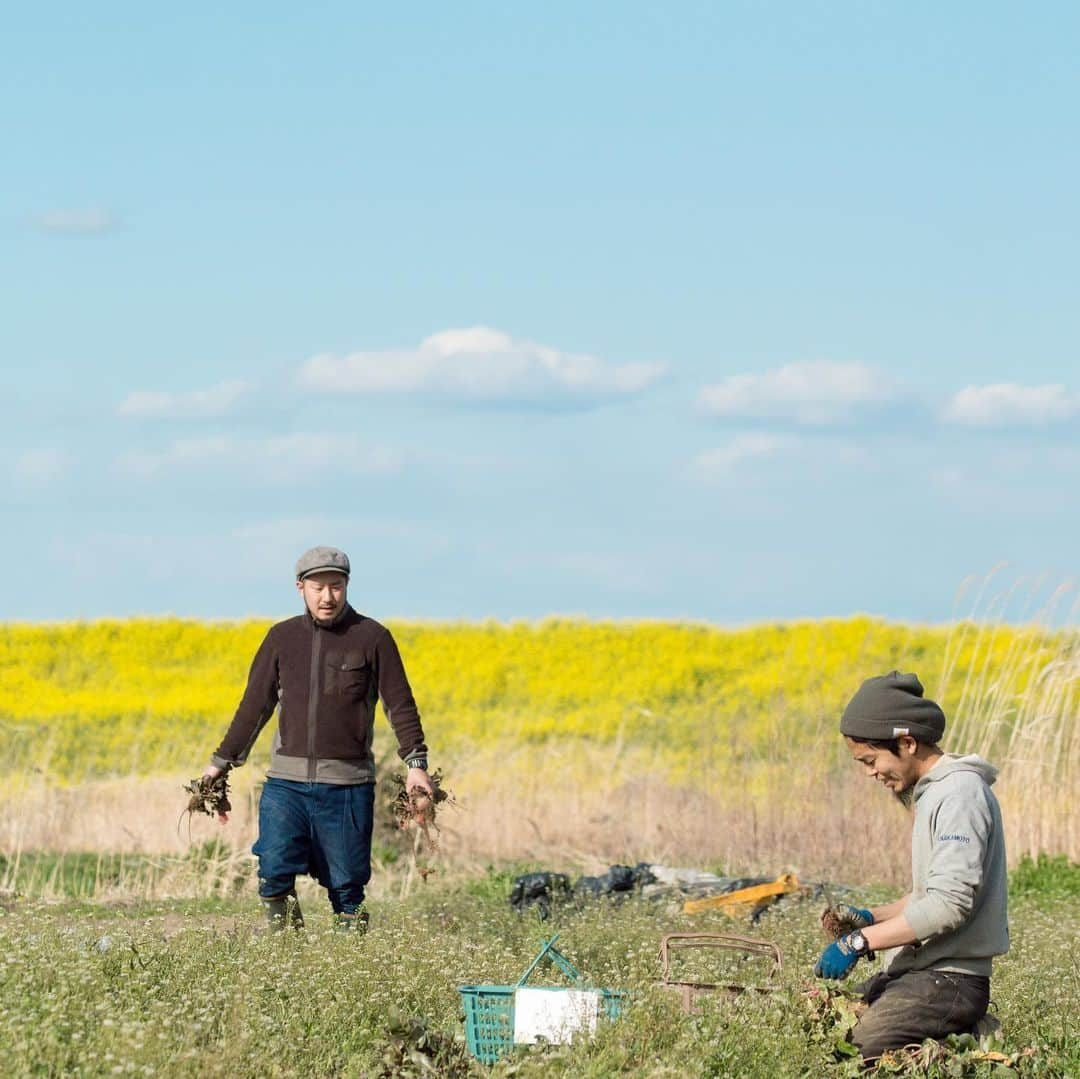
top-left (851, 931), bottom-right (867, 953)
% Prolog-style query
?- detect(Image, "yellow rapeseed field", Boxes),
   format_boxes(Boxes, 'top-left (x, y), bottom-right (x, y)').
top-left (0, 616), bottom-right (1061, 778)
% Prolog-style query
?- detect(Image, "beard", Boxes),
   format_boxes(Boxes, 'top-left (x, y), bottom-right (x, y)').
top-left (892, 785), bottom-right (914, 809)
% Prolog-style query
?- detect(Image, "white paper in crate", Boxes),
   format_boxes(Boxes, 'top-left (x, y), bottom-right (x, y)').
top-left (513, 987), bottom-right (601, 1045)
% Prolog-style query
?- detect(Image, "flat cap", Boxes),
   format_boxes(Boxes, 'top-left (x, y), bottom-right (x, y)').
top-left (840, 671), bottom-right (946, 744)
top-left (295, 545), bottom-right (350, 581)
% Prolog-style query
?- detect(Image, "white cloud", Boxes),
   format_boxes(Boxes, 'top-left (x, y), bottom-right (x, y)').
top-left (695, 434), bottom-right (796, 477)
top-left (35, 207), bottom-right (118, 235)
top-left (942, 383), bottom-right (1080, 428)
top-left (119, 434), bottom-right (404, 481)
top-left (117, 380), bottom-right (250, 419)
top-left (297, 327), bottom-right (665, 406)
top-left (697, 361), bottom-right (899, 426)
top-left (12, 448), bottom-right (68, 484)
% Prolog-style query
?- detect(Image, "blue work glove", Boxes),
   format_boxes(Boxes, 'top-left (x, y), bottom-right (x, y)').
top-left (813, 933), bottom-right (864, 979)
top-left (842, 904), bottom-right (874, 928)
top-left (821, 902), bottom-right (874, 936)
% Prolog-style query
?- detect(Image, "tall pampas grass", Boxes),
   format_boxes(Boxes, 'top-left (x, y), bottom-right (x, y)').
top-left (938, 572), bottom-right (1078, 860)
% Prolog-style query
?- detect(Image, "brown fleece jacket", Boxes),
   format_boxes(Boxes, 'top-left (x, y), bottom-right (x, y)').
top-left (212, 606), bottom-right (426, 778)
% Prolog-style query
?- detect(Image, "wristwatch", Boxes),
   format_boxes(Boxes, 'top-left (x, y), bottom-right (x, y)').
top-left (405, 756), bottom-right (428, 772)
top-left (849, 930), bottom-right (870, 955)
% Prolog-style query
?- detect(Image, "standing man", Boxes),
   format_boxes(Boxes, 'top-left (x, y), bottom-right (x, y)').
top-left (813, 671), bottom-right (1009, 1061)
top-left (203, 545), bottom-right (434, 930)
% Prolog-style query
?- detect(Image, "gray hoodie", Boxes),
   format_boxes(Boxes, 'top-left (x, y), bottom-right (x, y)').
top-left (887, 753), bottom-right (1010, 978)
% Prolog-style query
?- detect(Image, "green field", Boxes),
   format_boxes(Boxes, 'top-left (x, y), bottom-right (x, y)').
top-left (1, 857), bottom-right (1077, 1078)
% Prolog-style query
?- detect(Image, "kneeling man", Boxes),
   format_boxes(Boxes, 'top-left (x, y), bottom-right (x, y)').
top-left (814, 671), bottom-right (1009, 1060)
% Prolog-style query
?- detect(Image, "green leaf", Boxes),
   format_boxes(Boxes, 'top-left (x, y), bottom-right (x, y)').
top-left (834, 1038), bottom-right (860, 1058)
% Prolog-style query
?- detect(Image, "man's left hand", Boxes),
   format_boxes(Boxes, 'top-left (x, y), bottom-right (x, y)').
top-left (813, 934), bottom-right (863, 979)
top-left (406, 767), bottom-right (434, 814)
top-left (200, 764), bottom-right (230, 823)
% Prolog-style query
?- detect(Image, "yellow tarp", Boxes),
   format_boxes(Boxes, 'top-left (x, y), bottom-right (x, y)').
top-left (683, 872), bottom-right (803, 917)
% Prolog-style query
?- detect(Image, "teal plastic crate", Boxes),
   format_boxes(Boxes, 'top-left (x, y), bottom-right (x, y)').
top-left (459, 935), bottom-right (623, 1064)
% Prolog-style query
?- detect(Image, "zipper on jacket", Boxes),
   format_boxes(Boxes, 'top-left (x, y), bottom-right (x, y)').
top-left (306, 620), bottom-right (322, 782)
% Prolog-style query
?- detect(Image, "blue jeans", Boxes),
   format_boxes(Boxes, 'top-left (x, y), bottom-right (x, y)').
top-left (253, 779), bottom-right (375, 914)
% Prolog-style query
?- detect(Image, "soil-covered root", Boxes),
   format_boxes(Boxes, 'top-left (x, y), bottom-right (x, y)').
top-left (388, 768), bottom-right (454, 850)
top-left (180, 772), bottom-right (232, 824)
top-left (821, 908), bottom-right (864, 940)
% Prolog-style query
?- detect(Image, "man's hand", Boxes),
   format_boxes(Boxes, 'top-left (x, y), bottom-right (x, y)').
top-left (821, 902), bottom-right (874, 938)
top-left (814, 933), bottom-right (865, 980)
top-left (406, 767), bottom-right (434, 815)
top-left (201, 765), bottom-right (230, 823)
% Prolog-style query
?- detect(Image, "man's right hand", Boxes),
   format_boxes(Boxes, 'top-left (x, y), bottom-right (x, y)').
top-left (201, 765), bottom-right (229, 823)
top-left (814, 933), bottom-right (865, 980)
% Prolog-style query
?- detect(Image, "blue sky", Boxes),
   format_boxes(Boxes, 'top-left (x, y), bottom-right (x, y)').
top-left (3, 3), bottom-right (1078, 622)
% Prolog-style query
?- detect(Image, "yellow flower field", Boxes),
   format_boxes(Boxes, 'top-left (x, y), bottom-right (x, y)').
top-left (0, 616), bottom-right (1069, 779)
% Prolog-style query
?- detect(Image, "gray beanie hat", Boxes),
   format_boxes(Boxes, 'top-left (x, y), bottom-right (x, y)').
top-left (295, 545), bottom-right (350, 581)
top-left (840, 671), bottom-right (946, 744)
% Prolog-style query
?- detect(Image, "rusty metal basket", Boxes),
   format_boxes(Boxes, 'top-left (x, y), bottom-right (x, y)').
top-left (657, 933), bottom-right (784, 1014)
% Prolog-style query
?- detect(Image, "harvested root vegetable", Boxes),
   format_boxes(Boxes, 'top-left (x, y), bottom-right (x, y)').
top-left (389, 768), bottom-right (454, 851)
top-left (821, 908), bottom-right (864, 940)
top-left (181, 772), bottom-right (232, 822)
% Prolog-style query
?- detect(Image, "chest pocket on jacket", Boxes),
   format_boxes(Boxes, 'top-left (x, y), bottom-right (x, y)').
top-left (325, 651), bottom-right (371, 697)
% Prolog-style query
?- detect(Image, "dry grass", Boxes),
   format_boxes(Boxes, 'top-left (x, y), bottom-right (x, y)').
top-left (0, 771), bottom-right (261, 856)
top-left (0, 745), bottom-right (953, 893)
top-left (937, 574), bottom-right (1078, 861)
top-left (437, 742), bottom-right (916, 885)
top-left (0, 724), bottom-right (1070, 901)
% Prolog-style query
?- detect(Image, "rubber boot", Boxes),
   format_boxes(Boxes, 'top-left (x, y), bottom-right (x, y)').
top-left (262, 890), bottom-right (304, 931)
top-left (334, 909), bottom-right (369, 934)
